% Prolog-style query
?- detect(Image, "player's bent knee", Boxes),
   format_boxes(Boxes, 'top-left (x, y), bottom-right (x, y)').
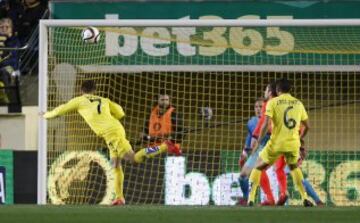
top-left (123, 150), bottom-right (135, 163)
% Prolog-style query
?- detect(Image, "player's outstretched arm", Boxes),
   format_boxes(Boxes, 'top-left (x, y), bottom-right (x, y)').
top-left (300, 119), bottom-right (310, 140)
top-left (300, 102), bottom-right (310, 140)
top-left (43, 97), bottom-right (81, 119)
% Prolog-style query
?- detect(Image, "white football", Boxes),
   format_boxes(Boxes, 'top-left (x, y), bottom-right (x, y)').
top-left (81, 26), bottom-right (100, 43)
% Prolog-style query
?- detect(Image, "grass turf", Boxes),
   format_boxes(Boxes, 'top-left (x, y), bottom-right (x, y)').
top-left (0, 205), bottom-right (359, 223)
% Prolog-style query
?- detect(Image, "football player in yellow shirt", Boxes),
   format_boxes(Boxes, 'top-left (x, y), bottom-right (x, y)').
top-left (247, 78), bottom-right (313, 207)
top-left (42, 80), bottom-right (181, 205)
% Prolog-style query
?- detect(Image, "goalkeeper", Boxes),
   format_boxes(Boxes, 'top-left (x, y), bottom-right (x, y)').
top-left (238, 98), bottom-right (271, 205)
top-left (42, 80), bottom-right (182, 206)
top-left (238, 83), bottom-right (277, 206)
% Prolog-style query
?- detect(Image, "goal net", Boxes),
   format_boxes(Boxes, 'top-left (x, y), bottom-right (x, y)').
top-left (39, 19), bottom-right (360, 206)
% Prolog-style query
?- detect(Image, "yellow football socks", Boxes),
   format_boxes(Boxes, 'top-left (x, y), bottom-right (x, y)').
top-left (134, 143), bottom-right (168, 163)
top-left (248, 168), bottom-right (261, 203)
top-left (290, 167), bottom-right (309, 201)
top-left (113, 166), bottom-right (124, 200)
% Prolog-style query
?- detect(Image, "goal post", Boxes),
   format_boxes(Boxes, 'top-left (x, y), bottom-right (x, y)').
top-left (38, 20), bottom-right (48, 205)
top-left (38, 19), bottom-right (360, 205)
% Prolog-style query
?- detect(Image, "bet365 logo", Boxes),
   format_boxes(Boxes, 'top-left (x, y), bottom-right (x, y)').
top-left (48, 151), bottom-right (114, 204)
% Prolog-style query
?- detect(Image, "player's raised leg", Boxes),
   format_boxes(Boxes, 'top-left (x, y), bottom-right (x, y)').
top-left (133, 140), bottom-right (182, 163)
top-left (110, 138), bottom-right (181, 205)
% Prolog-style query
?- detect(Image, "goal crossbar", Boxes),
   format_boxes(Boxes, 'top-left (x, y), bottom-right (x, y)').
top-left (41, 19), bottom-right (360, 27)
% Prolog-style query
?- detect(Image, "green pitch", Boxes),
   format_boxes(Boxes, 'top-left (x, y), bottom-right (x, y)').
top-left (0, 205), bottom-right (358, 223)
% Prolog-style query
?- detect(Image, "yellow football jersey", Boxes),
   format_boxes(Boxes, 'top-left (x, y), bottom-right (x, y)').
top-left (265, 93), bottom-right (308, 151)
top-left (44, 94), bottom-right (126, 136)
